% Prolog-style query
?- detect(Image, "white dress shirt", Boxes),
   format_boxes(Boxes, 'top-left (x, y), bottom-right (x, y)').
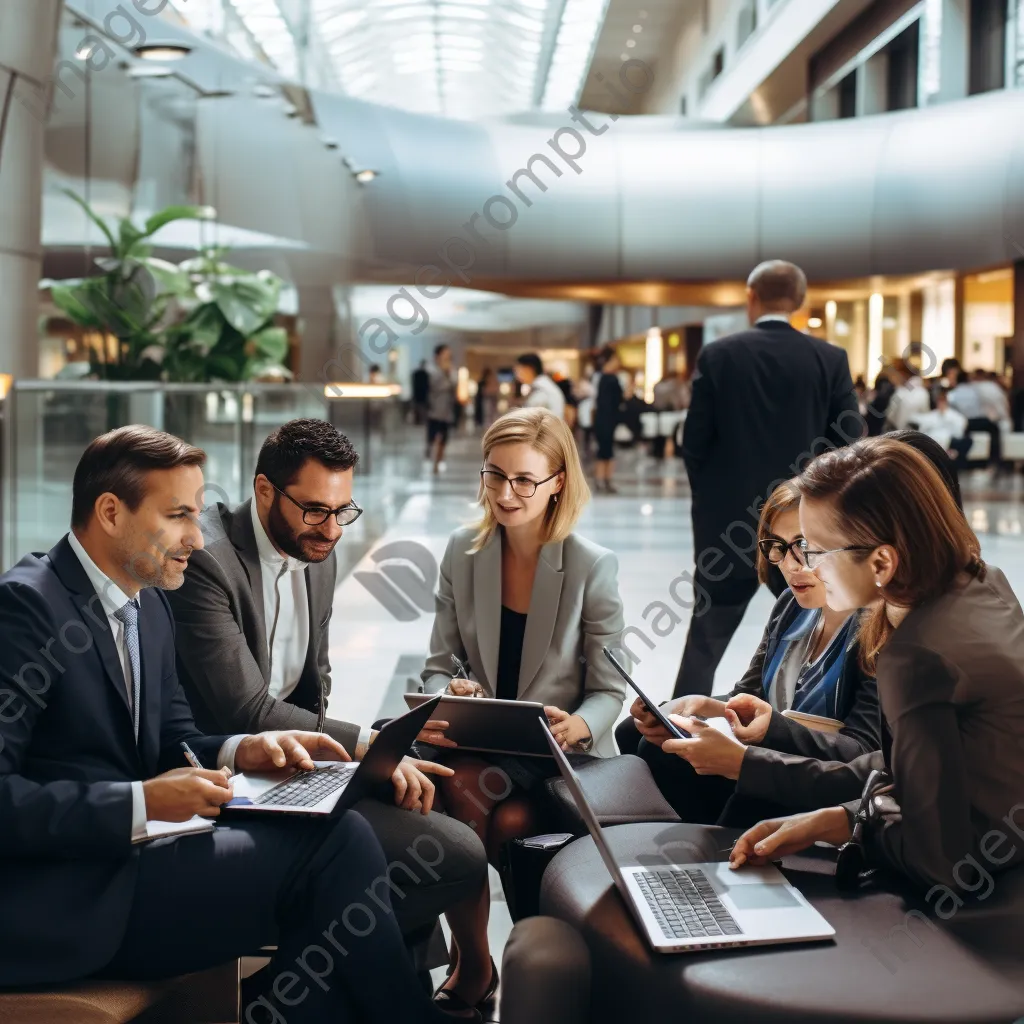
top-left (250, 500), bottom-right (310, 702)
top-left (886, 378), bottom-right (932, 430)
top-left (916, 406), bottom-right (968, 451)
top-left (523, 374), bottom-right (566, 418)
top-left (755, 313), bottom-right (791, 325)
top-left (67, 532), bottom-right (241, 839)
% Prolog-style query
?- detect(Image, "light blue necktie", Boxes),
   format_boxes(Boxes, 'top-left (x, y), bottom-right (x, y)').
top-left (114, 600), bottom-right (141, 741)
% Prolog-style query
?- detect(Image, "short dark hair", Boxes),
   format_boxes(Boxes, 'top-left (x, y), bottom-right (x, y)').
top-left (254, 418), bottom-right (359, 489)
top-left (434, 344), bottom-right (450, 359)
top-left (516, 353), bottom-right (544, 376)
top-left (747, 260), bottom-right (807, 311)
top-left (71, 426), bottom-right (206, 528)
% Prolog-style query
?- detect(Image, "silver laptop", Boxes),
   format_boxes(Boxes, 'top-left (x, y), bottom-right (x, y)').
top-left (224, 695), bottom-right (442, 817)
top-left (542, 726), bottom-right (835, 953)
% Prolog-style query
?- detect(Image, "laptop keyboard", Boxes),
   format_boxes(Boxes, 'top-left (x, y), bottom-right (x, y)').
top-left (635, 868), bottom-right (743, 941)
top-left (254, 763), bottom-right (358, 807)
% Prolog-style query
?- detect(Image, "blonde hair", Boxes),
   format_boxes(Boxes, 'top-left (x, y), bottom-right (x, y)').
top-left (471, 408), bottom-right (589, 552)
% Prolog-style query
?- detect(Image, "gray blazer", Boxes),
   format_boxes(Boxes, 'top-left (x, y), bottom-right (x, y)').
top-left (164, 499), bottom-right (361, 754)
top-left (421, 525), bottom-right (627, 757)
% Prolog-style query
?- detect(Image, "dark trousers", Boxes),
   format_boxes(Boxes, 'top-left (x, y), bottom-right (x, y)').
top-left (100, 811), bottom-right (450, 1024)
top-left (673, 566), bottom-right (786, 699)
top-left (637, 739), bottom-right (788, 829)
top-left (966, 417), bottom-right (1002, 466)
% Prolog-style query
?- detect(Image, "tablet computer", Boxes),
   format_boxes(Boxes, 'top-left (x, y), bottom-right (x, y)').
top-left (601, 647), bottom-right (691, 739)
top-left (403, 692), bottom-right (553, 757)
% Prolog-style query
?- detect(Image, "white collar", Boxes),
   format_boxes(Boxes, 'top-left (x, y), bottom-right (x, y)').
top-left (66, 531), bottom-right (134, 617)
top-left (755, 313), bottom-right (791, 325)
top-left (250, 498), bottom-right (305, 573)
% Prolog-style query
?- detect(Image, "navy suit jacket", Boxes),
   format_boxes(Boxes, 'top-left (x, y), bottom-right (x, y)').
top-left (0, 536), bottom-right (230, 987)
top-left (682, 320), bottom-right (862, 583)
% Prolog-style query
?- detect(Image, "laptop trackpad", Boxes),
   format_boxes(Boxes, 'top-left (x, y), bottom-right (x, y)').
top-left (726, 885), bottom-right (802, 910)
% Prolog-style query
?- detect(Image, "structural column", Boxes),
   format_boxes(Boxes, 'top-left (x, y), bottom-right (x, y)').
top-left (0, 0), bottom-right (61, 381)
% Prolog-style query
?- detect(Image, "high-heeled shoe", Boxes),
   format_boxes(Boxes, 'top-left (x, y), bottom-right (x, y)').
top-left (434, 957), bottom-right (499, 1016)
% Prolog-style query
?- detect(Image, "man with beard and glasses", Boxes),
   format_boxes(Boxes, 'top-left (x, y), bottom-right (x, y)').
top-left (165, 418), bottom-right (494, 1002)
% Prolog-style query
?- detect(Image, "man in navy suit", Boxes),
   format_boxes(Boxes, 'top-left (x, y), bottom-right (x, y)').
top-left (675, 260), bottom-right (863, 698)
top-left (0, 425), bottom-right (455, 1024)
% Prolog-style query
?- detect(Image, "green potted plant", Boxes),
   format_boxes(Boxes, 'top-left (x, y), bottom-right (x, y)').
top-left (49, 191), bottom-right (291, 383)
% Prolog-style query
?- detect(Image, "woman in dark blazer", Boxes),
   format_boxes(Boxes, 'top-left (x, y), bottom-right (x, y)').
top-left (632, 478), bottom-right (880, 826)
top-left (731, 437), bottom-right (1024, 895)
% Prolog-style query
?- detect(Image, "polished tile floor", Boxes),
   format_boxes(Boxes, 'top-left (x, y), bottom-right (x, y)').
top-left (323, 423), bottom-right (1024, 1001)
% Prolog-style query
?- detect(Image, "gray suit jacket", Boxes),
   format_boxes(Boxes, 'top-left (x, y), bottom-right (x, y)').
top-left (165, 499), bottom-right (361, 754)
top-left (421, 525), bottom-right (627, 757)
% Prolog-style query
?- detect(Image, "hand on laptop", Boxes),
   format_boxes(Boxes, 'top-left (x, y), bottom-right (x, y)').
top-left (142, 767), bottom-right (234, 822)
top-left (391, 757), bottom-right (454, 815)
top-left (729, 807), bottom-right (851, 869)
top-left (663, 716), bottom-right (747, 779)
top-left (724, 693), bottom-right (772, 743)
top-left (234, 731), bottom-right (352, 774)
top-left (447, 678), bottom-right (484, 697)
top-left (545, 707), bottom-right (592, 751)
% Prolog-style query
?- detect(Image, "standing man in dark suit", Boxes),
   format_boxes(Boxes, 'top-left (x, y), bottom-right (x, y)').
top-left (0, 425), bottom-right (463, 1024)
top-left (165, 418), bottom-right (495, 1011)
top-left (675, 260), bottom-right (863, 698)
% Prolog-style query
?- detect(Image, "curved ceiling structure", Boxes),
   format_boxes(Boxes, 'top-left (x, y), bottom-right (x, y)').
top-left (53, 1), bottom-right (1024, 292)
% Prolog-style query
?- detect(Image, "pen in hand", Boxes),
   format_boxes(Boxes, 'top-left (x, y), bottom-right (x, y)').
top-left (180, 741), bottom-right (203, 770)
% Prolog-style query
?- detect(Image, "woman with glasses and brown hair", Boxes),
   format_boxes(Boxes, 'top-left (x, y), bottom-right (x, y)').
top-left (730, 436), bottom-right (1024, 894)
top-left (630, 477), bottom-right (881, 827)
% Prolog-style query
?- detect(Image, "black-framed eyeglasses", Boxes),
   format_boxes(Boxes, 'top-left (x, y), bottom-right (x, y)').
top-left (271, 482), bottom-right (363, 527)
top-left (480, 467), bottom-right (564, 499)
top-left (757, 537), bottom-right (806, 566)
top-left (798, 539), bottom-right (877, 571)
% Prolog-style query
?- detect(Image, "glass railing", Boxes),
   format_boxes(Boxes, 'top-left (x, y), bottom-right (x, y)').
top-left (0, 381), bottom-right (403, 569)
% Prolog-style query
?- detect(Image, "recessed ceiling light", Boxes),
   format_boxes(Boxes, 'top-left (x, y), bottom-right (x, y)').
top-left (354, 169), bottom-right (379, 184)
top-left (75, 41), bottom-right (99, 61)
top-left (626, 38), bottom-right (636, 48)
top-left (321, 137), bottom-right (340, 149)
top-left (639, 9), bottom-right (648, 16)
top-left (127, 65), bottom-right (174, 78)
top-left (134, 44), bottom-right (191, 61)
top-left (633, 24), bottom-right (642, 32)
top-left (620, 52), bottom-right (629, 60)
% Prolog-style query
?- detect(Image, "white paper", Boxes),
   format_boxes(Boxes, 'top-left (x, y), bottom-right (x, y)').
top-left (134, 815), bottom-right (215, 844)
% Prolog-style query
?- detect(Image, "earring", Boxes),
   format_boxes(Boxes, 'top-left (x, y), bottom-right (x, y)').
top-left (552, 494), bottom-right (559, 504)
top-left (875, 580), bottom-right (882, 588)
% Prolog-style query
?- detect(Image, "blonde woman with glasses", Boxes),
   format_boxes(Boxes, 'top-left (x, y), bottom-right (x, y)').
top-left (421, 409), bottom-right (626, 861)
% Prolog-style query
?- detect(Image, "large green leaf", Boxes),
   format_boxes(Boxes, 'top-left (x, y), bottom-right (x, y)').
top-left (179, 302), bottom-right (226, 354)
top-left (51, 284), bottom-right (103, 328)
top-left (211, 276), bottom-right (281, 337)
top-left (248, 325), bottom-right (289, 362)
top-left (62, 189), bottom-right (116, 250)
top-left (142, 257), bottom-right (192, 296)
top-left (118, 218), bottom-right (146, 260)
top-left (143, 205), bottom-right (209, 238)
top-left (244, 357), bottom-right (293, 382)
